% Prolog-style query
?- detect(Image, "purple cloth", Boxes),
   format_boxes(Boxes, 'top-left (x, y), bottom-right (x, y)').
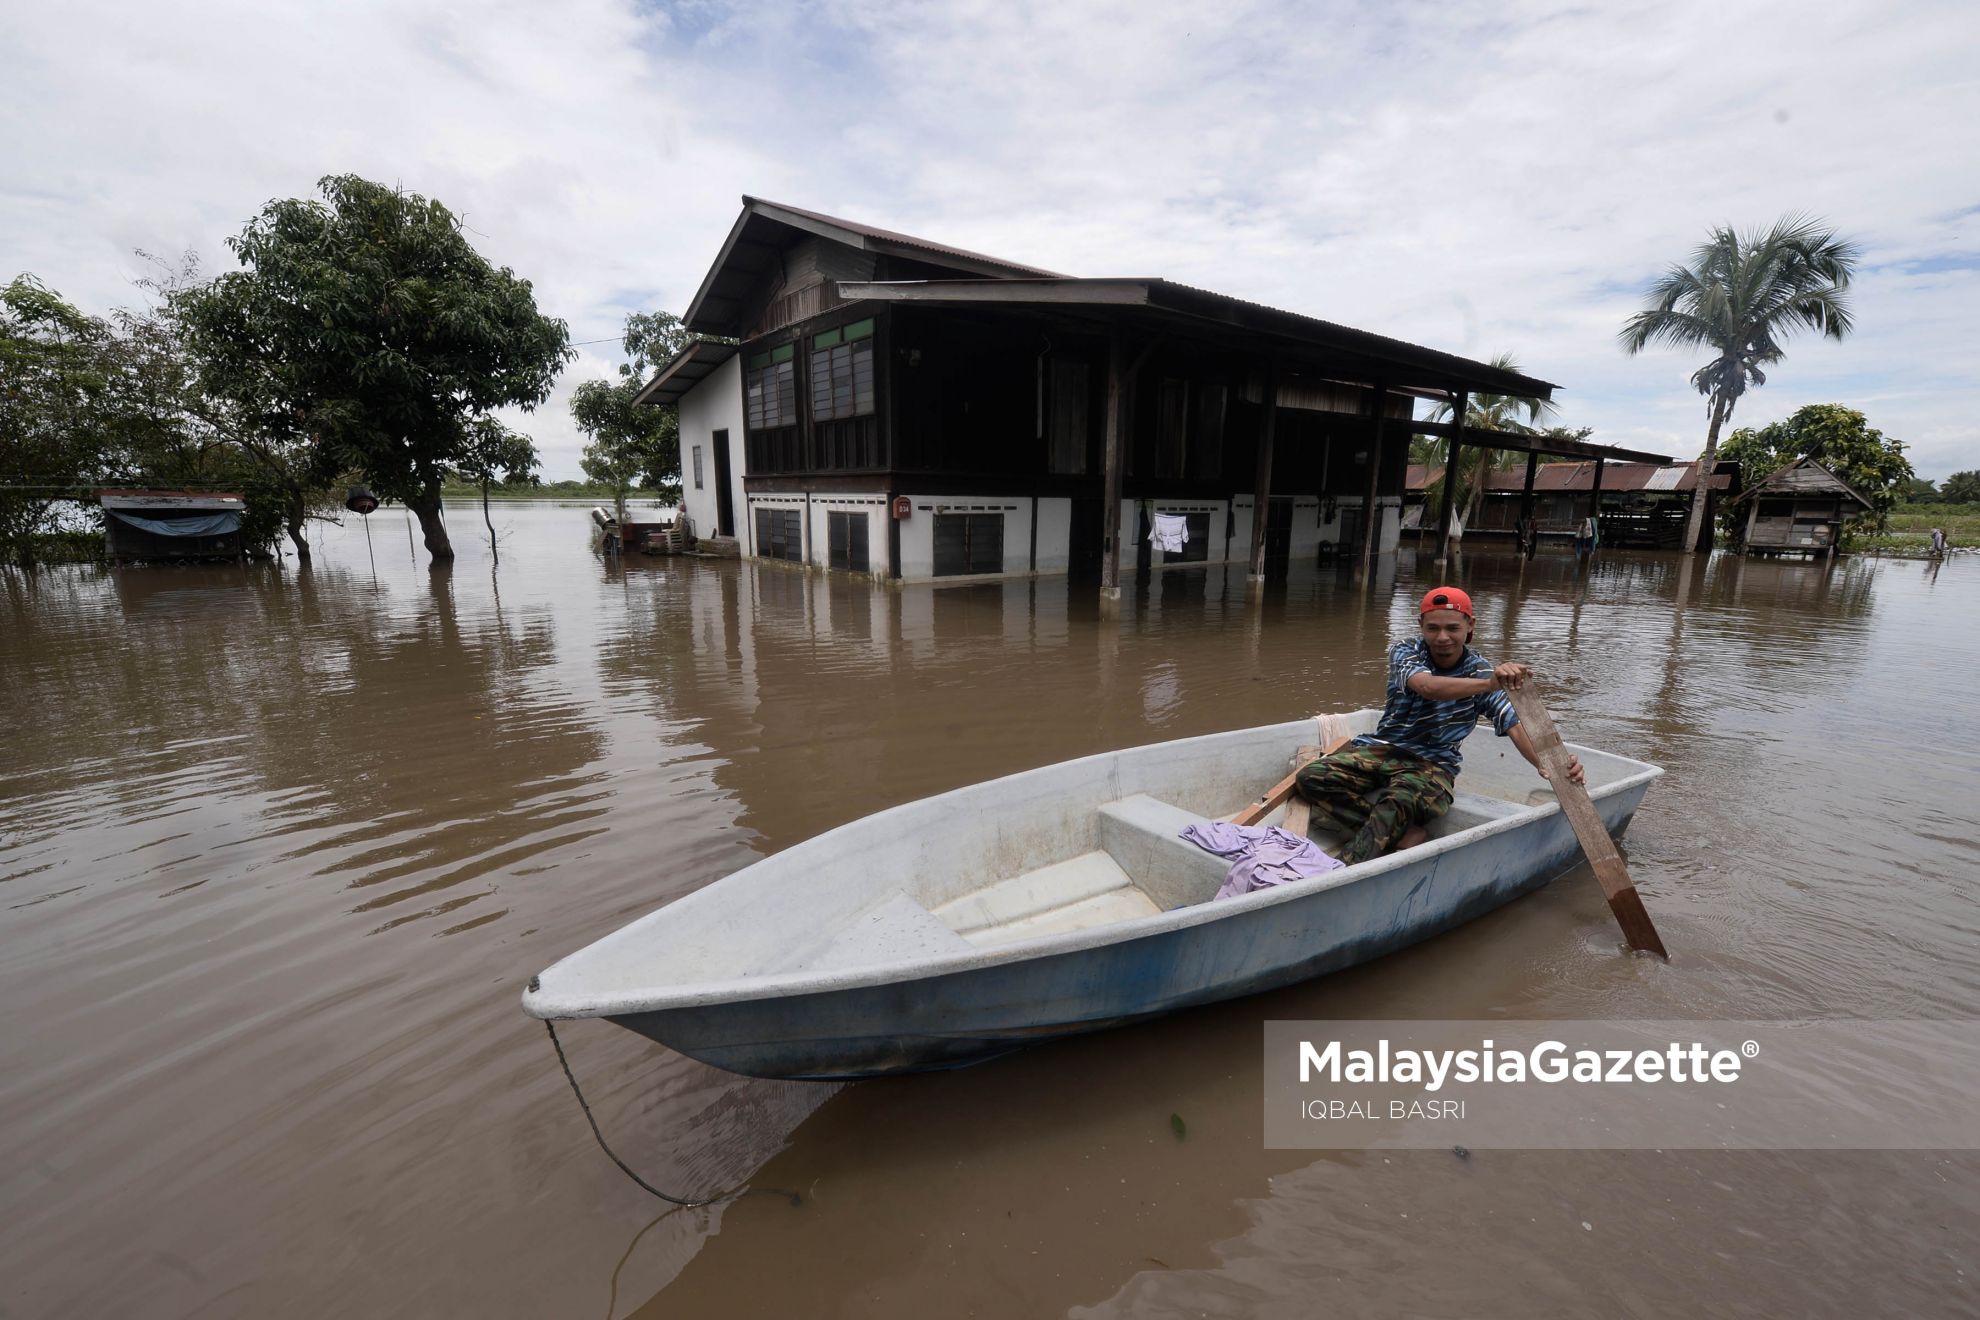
top-left (1179, 820), bottom-right (1344, 900)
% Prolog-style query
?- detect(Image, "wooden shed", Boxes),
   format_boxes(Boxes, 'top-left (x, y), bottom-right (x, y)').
top-left (99, 490), bottom-right (247, 564)
top-left (1729, 458), bottom-right (1872, 559)
top-left (1404, 458), bottom-right (1740, 549)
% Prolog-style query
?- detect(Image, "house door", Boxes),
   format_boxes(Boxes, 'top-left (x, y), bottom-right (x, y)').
top-left (1264, 496), bottom-right (1294, 577)
top-left (711, 429), bottom-right (735, 537)
top-left (1067, 496), bottom-right (1104, 578)
top-left (1338, 505), bottom-right (1365, 556)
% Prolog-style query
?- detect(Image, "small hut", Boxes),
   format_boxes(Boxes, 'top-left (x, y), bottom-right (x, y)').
top-left (1729, 458), bottom-right (1872, 559)
top-left (99, 490), bottom-right (247, 564)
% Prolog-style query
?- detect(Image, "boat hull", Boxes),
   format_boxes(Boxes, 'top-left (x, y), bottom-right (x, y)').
top-left (605, 779), bottom-right (1652, 1080)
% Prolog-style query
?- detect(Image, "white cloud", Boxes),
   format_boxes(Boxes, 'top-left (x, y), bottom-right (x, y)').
top-left (4, 0), bottom-right (1976, 478)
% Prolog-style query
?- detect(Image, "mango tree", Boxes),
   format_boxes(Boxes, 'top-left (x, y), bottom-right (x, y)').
top-left (175, 175), bottom-right (570, 564)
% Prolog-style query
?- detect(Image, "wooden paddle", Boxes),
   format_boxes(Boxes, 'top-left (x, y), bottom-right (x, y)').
top-left (1504, 685), bottom-right (1669, 959)
top-left (1282, 745), bottom-right (1320, 837)
top-left (1232, 731), bottom-right (1349, 828)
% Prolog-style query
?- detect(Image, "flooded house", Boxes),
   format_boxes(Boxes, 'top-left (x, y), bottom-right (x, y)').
top-left (648, 197), bottom-right (1586, 589)
top-left (1403, 459), bottom-right (1739, 549)
top-left (1729, 457), bottom-right (1873, 558)
top-left (98, 489), bottom-right (247, 565)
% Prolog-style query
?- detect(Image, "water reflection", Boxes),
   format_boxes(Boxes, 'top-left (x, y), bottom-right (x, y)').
top-left (1, 506), bottom-right (1975, 1319)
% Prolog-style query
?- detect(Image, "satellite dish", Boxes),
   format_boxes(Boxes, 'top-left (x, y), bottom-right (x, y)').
top-left (345, 486), bottom-right (379, 516)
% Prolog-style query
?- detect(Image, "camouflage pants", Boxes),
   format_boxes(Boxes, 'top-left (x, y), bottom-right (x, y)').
top-left (1294, 743), bottom-right (1454, 866)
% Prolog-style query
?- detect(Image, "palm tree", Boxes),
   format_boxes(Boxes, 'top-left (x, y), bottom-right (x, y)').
top-left (1423, 352), bottom-right (1558, 532)
top-left (1620, 215), bottom-right (1859, 553)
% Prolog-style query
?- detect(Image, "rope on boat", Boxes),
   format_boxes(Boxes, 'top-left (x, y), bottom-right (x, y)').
top-left (540, 1010), bottom-right (801, 1210)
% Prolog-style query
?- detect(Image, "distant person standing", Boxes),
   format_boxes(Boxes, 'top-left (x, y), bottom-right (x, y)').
top-left (1574, 514), bottom-right (1598, 558)
top-left (1929, 527), bottom-right (1948, 557)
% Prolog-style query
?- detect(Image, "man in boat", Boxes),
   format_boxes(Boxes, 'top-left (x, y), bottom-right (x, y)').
top-left (1294, 585), bottom-right (1584, 866)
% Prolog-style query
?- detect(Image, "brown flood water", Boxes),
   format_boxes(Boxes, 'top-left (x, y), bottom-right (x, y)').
top-left (2, 502), bottom-right (1976, 1318)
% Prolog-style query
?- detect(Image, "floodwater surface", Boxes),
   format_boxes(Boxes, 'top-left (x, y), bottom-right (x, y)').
top-left (1, 503), bottom-right (1975, 1318)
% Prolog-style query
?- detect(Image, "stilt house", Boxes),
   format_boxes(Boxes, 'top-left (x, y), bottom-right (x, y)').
top-left (1730, 457), bottom-right (1873, 558)
top-left (649, 198), bottom-right (1566, 586)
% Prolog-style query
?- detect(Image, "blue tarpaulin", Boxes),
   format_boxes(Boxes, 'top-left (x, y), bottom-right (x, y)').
top-left (108, 510), bottom-right (242, 537)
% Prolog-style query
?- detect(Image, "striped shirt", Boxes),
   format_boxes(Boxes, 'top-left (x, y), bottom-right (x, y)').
top-left (1352, 638), bottom-right (1519, 775)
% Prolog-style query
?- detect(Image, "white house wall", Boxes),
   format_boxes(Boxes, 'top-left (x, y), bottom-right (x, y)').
top-left (807, 495), bottom-right (888, 579)
top-left (1120, 492), bottom-right (1401, 575)
top-left (677, 354), bottom-right (745, 543)
top-left (897, 495), bottom-right (1066, 581)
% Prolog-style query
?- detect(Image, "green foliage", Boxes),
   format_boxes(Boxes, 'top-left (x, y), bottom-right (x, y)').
top-left (571, 309), bottom-right (695, 517)
top-left (1942, 470), bottom-right (1980, 505)
top-left (451, 417), bottom-right (540, 490)
top-left (1901, 477), bottom-right (1940, 503)
top-left (620, 310), bottom-right (692, 377)
top-left (1885, 504), bottom-right (1980, 536)
top-left (0, 276), bottom-right (114, 569)
top-left (1620, 215), bottom-right (1860, 549)
top-left (1620, 215), bottom-right (1859, 415)
top-left (26, 528), bottom-right (107, 566)
top-left (1418, 353), bottom-right (1559, 523)
top-left (174, 175), bottom-right (572, 561)
top-left (101, 253), bottom-right (317, 556)
top-left (1718, 404), bottom-right (1914, 548)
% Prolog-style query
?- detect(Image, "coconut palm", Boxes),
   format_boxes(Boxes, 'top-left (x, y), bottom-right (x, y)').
top-left (1620, 215), bottom-right (1859, 553)
top-left (1422, 352), bottom-right (1558, 532)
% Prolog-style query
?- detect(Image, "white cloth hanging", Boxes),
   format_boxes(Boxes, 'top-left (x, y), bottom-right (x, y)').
top-left (1150, 512), bottom-right (1189, 554)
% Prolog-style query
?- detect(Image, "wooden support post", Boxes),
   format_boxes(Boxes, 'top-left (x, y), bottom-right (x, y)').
top-left (1359, 386), bottom-right (1388, 580)
top-left (1590, 457), bottom-right (1605, 552)
top-left (1519, 451), bottom-right (1539, 559)
top-left (1437, 390), bottom-right (1466, 563)
top-left (1247, 360), bottom-right (1281, 583)
top-left (1100, 332), bottom-right (1126, 601)
top-left (1504, 686), bottom-right (1669, 959)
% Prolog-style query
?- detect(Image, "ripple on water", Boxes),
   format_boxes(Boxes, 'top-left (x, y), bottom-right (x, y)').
top-left (1, 520), bottom-right (1976, 1317)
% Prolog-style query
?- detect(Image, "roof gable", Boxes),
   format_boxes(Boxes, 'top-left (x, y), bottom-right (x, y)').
top-left (682, 197), bottom-right (1061, 337)
top-left (1739, 456), bottom-right (1874, 509)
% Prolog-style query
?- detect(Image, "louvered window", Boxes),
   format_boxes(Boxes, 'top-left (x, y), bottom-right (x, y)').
top-left (745, 345), bottom-right (796, 430)
top-left (933, 513), bottom-right (1004, 576)
top-left (809, 319), bottom-right (876, 422)
top-left (754, 508), bottom-right (802, 562)
top-left (827, 510), bottom-right (869, 572)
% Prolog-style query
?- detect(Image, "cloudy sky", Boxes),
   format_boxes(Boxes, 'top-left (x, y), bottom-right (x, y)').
top-left (5, 0), bottom-right (1976, 480)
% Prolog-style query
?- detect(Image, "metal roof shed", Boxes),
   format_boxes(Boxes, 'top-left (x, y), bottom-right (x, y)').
top-left (98, 490), bottom-right (248, 565)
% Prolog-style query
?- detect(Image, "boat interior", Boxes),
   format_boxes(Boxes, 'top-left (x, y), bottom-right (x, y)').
top-left (530, 714), bottom-right (1653, 1010)
top-left (779, 723), bottom-right (1605, 976)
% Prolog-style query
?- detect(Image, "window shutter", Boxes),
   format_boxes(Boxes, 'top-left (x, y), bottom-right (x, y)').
top-left (933, 514), bottom-right (969, 576)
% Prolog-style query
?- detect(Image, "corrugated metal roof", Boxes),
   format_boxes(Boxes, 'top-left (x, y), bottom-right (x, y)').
top-left (97, 489), bottom-right (245, 511)
top-left (1404, 462), bottom-right (1723, 493)
top-left (1734, 457), bottom-right (1873, 508)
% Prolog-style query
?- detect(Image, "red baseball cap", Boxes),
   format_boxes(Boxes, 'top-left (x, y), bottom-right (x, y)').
top-left (1419, 586), bottom-right (1474, 619)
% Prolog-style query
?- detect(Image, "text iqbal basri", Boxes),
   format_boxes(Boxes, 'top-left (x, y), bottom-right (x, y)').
top-left (1298, 1039), bottom-right (1747, 1093)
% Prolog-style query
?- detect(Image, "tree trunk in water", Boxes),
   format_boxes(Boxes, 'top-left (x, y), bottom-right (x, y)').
top-left (408, 484), bottom-right (454, 563)
top-left (481, 480), bottom-right (498, 566)
top-left (285, 492), bottom-right (311, 562)
top-left (1682, 394), bottom-right (1731, 554)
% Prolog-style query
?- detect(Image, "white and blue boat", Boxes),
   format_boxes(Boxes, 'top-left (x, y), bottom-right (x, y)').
top-left (523, 713), bottom-right (1661, 1080)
